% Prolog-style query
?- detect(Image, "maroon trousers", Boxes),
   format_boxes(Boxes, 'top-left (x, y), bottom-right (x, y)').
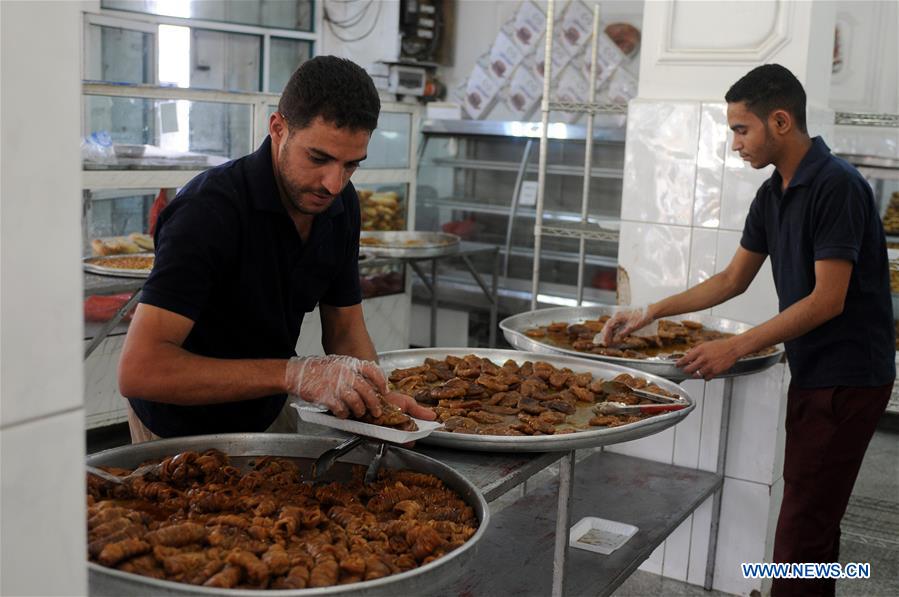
top-left (771, 382), bottom-right (892, 597)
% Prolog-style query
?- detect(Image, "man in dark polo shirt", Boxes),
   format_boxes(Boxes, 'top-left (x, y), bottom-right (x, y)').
top-left (603, 64), bottom-right (893, 596)
top-left (118, 56), bottom-right (433, 441)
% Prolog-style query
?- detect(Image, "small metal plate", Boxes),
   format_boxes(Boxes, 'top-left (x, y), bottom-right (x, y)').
top-left (83, 253), bottom-right (153, 279)
top-left (500, 306), bottom-right (784, 382)
top-left (360, 231), bottom-right (460, 258)
top-left (86, 434), bottom-right (489, 597)
top-left (377, 348), bottom-right (695, 452)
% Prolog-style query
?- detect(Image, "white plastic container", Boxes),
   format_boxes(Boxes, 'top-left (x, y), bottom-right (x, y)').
top-left (291, 402), bottom-right (443, 443)
top-left (568, 516), bottom-right (639, 555)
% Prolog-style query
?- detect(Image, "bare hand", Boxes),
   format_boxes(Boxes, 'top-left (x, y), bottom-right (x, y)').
top-left (675, 339), bottom-right (740, 381)
top-left (383, 391), bottom-right (437, 421)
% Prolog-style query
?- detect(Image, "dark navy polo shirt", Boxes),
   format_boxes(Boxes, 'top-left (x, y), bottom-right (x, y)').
top-left (130, 136), bottom-right (362, 437)
top-left (740, 136), bottom-right (895, 388)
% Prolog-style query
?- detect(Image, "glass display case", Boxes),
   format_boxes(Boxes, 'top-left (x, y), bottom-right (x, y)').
top-left (414, 118), bottom-right (624, 315)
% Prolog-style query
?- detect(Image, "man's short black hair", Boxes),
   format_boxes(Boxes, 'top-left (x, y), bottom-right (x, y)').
top-left (278, 56), bottom-right (380, 132)
top-left (725, 64), bottom-right (807, 134)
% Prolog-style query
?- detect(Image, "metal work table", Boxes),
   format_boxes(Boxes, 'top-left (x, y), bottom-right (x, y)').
top-left (426, 451), bottom-right (722, 597)
top-left (366, 240), bottom-right (501, 347)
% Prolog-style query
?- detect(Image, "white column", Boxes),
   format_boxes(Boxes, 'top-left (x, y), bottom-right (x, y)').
top-left (1, 1), bottom-right (87, 595)
top-left (608, 1), bottom-right (837, 594)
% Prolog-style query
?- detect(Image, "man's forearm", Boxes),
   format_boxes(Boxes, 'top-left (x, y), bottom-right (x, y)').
top-left (323, 328), bottom-right (378, 362)
top-left (119, 342), bottom-right (288, 405)
top-left (730, 293), bottom-right (838, 358)
top-left (649, 271), bottom-right (743, 319)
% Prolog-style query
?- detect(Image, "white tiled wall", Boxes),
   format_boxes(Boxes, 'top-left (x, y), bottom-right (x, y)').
top-left (621, 100), bottom-right (701, 227)
top-left (617, 221), bottom-right (692, 306)
top-left (1, 2), bottom-right (86, 594)
top-left (710, 230), bottom-right (780, 326)
top-left (714, 477), bottom-right (776, 595)
top-left (693, 103), bottom-right (728, 228)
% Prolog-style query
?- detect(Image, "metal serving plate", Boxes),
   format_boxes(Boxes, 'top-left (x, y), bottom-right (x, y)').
top-left (500, 306), bottom-right (784, 382)
top-left (86, 434), bottom-right (489, 597)
top-left (378, 348), bottom-right (695, 452)
top-left (359, 231), bottom-right (460, 258)
top-left (83, 253), bottom-right (153, 279)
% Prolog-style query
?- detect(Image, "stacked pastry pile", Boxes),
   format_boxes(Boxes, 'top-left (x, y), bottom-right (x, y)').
top-left (87, 450), bottom-right (477, 589)
top-left (359, 190), bottom-right (404, 231)
top-left (389, 354), bottom-right (678, 434)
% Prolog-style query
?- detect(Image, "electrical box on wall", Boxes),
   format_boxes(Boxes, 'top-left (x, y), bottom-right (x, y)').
top-left (399, 0), bottom-right (454, 64)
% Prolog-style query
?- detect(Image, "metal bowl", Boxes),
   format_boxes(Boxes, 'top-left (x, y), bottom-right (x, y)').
top-left (359, 231), bottom-right (460, 258)
top-left (500, 306), bottom-right (784, 381)
top-left (86, 434), bottom-right (489, 597)
top-left (378, 348), bottom-right (695, 452)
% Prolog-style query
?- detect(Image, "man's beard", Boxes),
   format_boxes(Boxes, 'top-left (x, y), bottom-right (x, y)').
top-left (277, 148), bottom-right (337, 215)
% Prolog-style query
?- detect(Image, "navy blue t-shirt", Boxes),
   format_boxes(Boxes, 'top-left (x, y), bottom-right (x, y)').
top-left (130, 137), bottom-right (363, 437)
top-left (740, 137), bottom-right (895, 388)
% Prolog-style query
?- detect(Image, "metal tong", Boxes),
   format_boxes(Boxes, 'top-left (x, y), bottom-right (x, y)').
top-left (311, 436), bottom-right (389, 483)
top-left (593, 401), bottom-right (687, 416)
top-left (601, 380), bottom-right (684, 404)
top-left (86, 463), bottom-right (161, 485)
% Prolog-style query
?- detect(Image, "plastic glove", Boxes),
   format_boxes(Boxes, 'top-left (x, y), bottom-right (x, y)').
top-left (598, 306), bottom-right (654, 346)
top-left (285, 355), bottom-right (387, 419)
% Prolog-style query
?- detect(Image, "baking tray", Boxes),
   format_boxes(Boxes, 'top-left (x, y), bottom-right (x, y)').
top-left (359, 231), bottom-right (460, 258)
top-left (377, 348), bottom-right (695, 452)
top-left (500, 306), bottom-right (784, 382)
top-left (86, 433), bottom-right (489, 597)
top-left (83, 253), bottom-right (153, 279)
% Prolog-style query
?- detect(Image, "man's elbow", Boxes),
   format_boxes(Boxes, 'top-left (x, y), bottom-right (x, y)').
top-left (118, 353), bottom-right (147, 398)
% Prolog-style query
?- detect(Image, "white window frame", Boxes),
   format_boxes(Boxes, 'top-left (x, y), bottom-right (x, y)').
top-left (89, 2), bottom-right (322, 93)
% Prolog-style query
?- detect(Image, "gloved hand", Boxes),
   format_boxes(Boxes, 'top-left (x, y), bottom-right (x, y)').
top-left (285, 355), bottom-right (387, 419)
top-left (599, 306), bottom-right (654, 346)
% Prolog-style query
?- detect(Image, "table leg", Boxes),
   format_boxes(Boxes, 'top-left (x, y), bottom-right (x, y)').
top-left (704, 377), bottom-right (734, 590)
top-left (430, 259), bottom-right (438, 347)
top-left (490, 249), bottom-right (499, 348)
top-left (552, 450), bottom-right (576, 597)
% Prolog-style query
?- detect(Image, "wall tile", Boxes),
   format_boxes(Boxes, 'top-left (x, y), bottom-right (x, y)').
top-left (621, 100), bottom-right (700, 226)
top-left (672, 379), bottom-right (705, 469)
top-left (719, 132), bottom-right (774, 232)
top-left (693, 103), bottom-right (728, 228)
top-left (687, 497), bottom-right (714, 586)
top-left (605, 426), bottom-right (675, 464)
top-left (725, 364), bottom-right (788, 485)
top-left (639, 543), bottom-right (665, 575)
top-left (410, 304), bottom-right (469, 348)
top-left (698, 379), bottom-right (725, 472)
top-left (713, 478), bottom-right (771, 595)
top-left (362, 292), bottom-right (411, 352)
top-left (688, 228), bottom-right (719, 310)
top-left (662, 517), bottom-right (692, 582)
top-left (617, 221), bottom-right (692, 306)
top-left (1, 410), bottom-right (86, 596)
top-left (710, 230), bottom-right (779, 326)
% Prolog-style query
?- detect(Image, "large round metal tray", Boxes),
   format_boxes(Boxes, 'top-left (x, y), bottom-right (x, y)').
top-left (83, 253), bottom-right (153, 279)
top-left (377, 348), bottom-right (695, 452)
top-left (359, 231), bottom-right (460, 258)
top-left (86, 434), bottom-right (489, 597)
top-left (500, 306), bottom-right (784, 382)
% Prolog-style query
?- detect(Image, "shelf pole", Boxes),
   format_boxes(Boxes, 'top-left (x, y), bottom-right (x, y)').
top-left (552, 450), bottom-right (576, 597)
top-left (531, 0), bottom-right (556, 311)
top-left (577, 4), bottom-right (601, 305)
top-left (504, 138), bottom-right (535, 279)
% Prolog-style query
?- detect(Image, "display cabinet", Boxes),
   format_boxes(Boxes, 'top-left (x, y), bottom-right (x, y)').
top-left (81, 82), bottom-right (421, 427)
top-left (414, 118), bottom-right (624, 317)
top-left (839, 134), bottom-right (899, 416)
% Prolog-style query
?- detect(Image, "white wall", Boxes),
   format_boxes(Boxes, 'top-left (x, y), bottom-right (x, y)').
top-left (0, 1), bottom-right (87, 595)
top-left (320, 0), bottom-right (401, 66)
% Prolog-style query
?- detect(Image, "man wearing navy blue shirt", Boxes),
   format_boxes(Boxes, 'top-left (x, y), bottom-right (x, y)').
top-left (604, 64), bottom-right (893, 596)
top-left (118, 57), bottom-right (433, 441)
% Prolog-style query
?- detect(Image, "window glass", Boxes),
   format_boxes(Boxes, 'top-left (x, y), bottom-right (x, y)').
top-left (363, 112), bottom-right (412, 169)
top-left (190, 29), bottom-right (262, 92)
top-left (101, 0), bottom-right (314, 32)
top-left (84, 24), bottom-right (154, 84)
top-left (269, 37), bottom-right (313, 93)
